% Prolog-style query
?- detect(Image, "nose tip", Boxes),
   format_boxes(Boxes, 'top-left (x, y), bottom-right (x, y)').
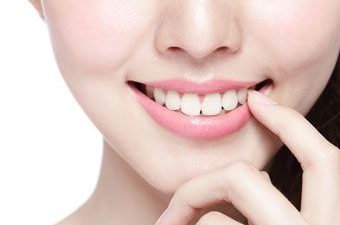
top-left (155, 2), bottom-right (242, 62)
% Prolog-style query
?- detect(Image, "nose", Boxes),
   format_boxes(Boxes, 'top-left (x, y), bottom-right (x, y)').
top-left (155, 1), bottom-right (242, 63)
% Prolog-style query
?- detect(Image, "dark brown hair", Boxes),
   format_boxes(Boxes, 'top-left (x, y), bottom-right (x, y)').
top-left (267, 53), bottom-right (340, 210)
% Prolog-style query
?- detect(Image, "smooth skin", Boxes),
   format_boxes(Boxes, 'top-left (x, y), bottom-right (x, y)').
top-left (28, 1), bottom-right (340, 225)
top-left (155, 90), bottom-right (340, 225)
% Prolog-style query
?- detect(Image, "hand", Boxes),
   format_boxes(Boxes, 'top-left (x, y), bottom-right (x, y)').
top-left (155, 90), bottom-right (340, 225)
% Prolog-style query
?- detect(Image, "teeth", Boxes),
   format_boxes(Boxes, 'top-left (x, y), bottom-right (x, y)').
top-left (164, 90), bottom-right (181, 110)
top-left (149, 85), bottom-right (256, 116)
top-left (201, 93), bottom-right (222, 116)
top-left (237, 88), bottom-right (248, 104)
top-left (221, 90), bottom-right (238, 111)
top-left (181, 93), bottom-right (201, 116)
top-left (154, 88), bottom-right (166, 105)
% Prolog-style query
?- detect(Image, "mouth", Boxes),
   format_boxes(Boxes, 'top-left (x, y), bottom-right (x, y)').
top-left (127, 78), bottom-right (273, 140)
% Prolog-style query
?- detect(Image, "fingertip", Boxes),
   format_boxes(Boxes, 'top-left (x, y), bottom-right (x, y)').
top-left (247, 90), bottom-right (260, 110)
top-left (246, 91), bottom-right (280, 135)
top-left (246, 90), bottom-right (257, 107)
top-left (247, 90), bottom-right (277, 107)
top-left (247, 90), bottom-right (263, 116)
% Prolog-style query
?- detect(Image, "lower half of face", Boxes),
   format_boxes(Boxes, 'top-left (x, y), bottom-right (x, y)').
top-left (42, 0), bottom-right (340, 194)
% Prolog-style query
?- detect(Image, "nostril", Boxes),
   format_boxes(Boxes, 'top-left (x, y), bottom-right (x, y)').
top-left (216, 46), bottom-right (228, 53)
top-left (168, 47), bottom-right (182, 53)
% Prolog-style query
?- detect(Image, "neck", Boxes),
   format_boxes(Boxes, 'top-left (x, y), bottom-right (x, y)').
top-left (68, 139), bottom-right (248, 225)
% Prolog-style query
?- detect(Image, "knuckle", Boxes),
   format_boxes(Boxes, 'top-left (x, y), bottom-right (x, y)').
top-left (196, 211), bottom-right (223, 225)
top-left (222, 160), bottom-right (257, 193)
top-left (221, 160), bottom-right (261, 201)
top-left (173, 185), bottom-right (188, 204)
top-left (171, 182), bottom-right (191, 207)
top-left (311, 145), bottom-right (340, 170)
top-left (225, 160), bottom-right (256, 177)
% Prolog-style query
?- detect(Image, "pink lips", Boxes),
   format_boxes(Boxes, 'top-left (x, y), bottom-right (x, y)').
top-left (128, 79), bottom-right (269, 140)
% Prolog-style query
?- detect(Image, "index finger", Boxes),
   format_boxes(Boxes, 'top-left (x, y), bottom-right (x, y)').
top-left (247, 90), bottom-right (338, 171)
top-left (247, 90), bottom-right (340, 224)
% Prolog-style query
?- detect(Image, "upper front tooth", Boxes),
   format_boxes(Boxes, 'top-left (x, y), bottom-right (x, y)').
top-left (237, 88), bottom-right (248, 104)
top-left (201, 93), bottom-right (222, 116)
top-left (159, 88), bottom-right (247, 115)
top-left (165, 90), bottom-right (181, 110)
top-left (181, 93), bottom-right (201, 116)
top-left (154, 88), bottom-right (166, 105)
top-left (222, 90), bottom-right (238, 111)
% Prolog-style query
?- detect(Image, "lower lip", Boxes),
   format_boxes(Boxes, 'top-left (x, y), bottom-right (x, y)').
top-left (129, 83), bottom-right (270, 140)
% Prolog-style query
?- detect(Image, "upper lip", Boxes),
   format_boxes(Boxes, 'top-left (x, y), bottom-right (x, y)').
top-left (142, 79), bottom-right (259, 95)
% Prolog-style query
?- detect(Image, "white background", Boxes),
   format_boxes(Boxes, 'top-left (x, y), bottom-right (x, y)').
top-left (0, 1), bottom-right (102, 225)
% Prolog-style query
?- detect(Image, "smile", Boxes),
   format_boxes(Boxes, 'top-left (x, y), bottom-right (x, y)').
top-left (127, 78), bottom-right (272, 140)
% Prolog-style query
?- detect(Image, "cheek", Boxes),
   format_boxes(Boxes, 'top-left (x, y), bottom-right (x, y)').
top-left (247, 0), bottom-right (340, 68)
top-left (245, 1), bottom-right (340, 113)
top-left (44, 0), bottom-right (155, 72)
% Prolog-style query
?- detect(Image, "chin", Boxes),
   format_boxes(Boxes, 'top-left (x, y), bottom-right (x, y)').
top-left (135, 134), bottom-right (281, 196)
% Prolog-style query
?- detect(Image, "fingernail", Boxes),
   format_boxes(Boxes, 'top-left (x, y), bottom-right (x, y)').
top-left (248, 90), bottom-right (277, 106)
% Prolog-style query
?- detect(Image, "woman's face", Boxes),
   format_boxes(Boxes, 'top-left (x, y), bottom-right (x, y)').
top-left (39, 0), bottom-right (340, 194)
